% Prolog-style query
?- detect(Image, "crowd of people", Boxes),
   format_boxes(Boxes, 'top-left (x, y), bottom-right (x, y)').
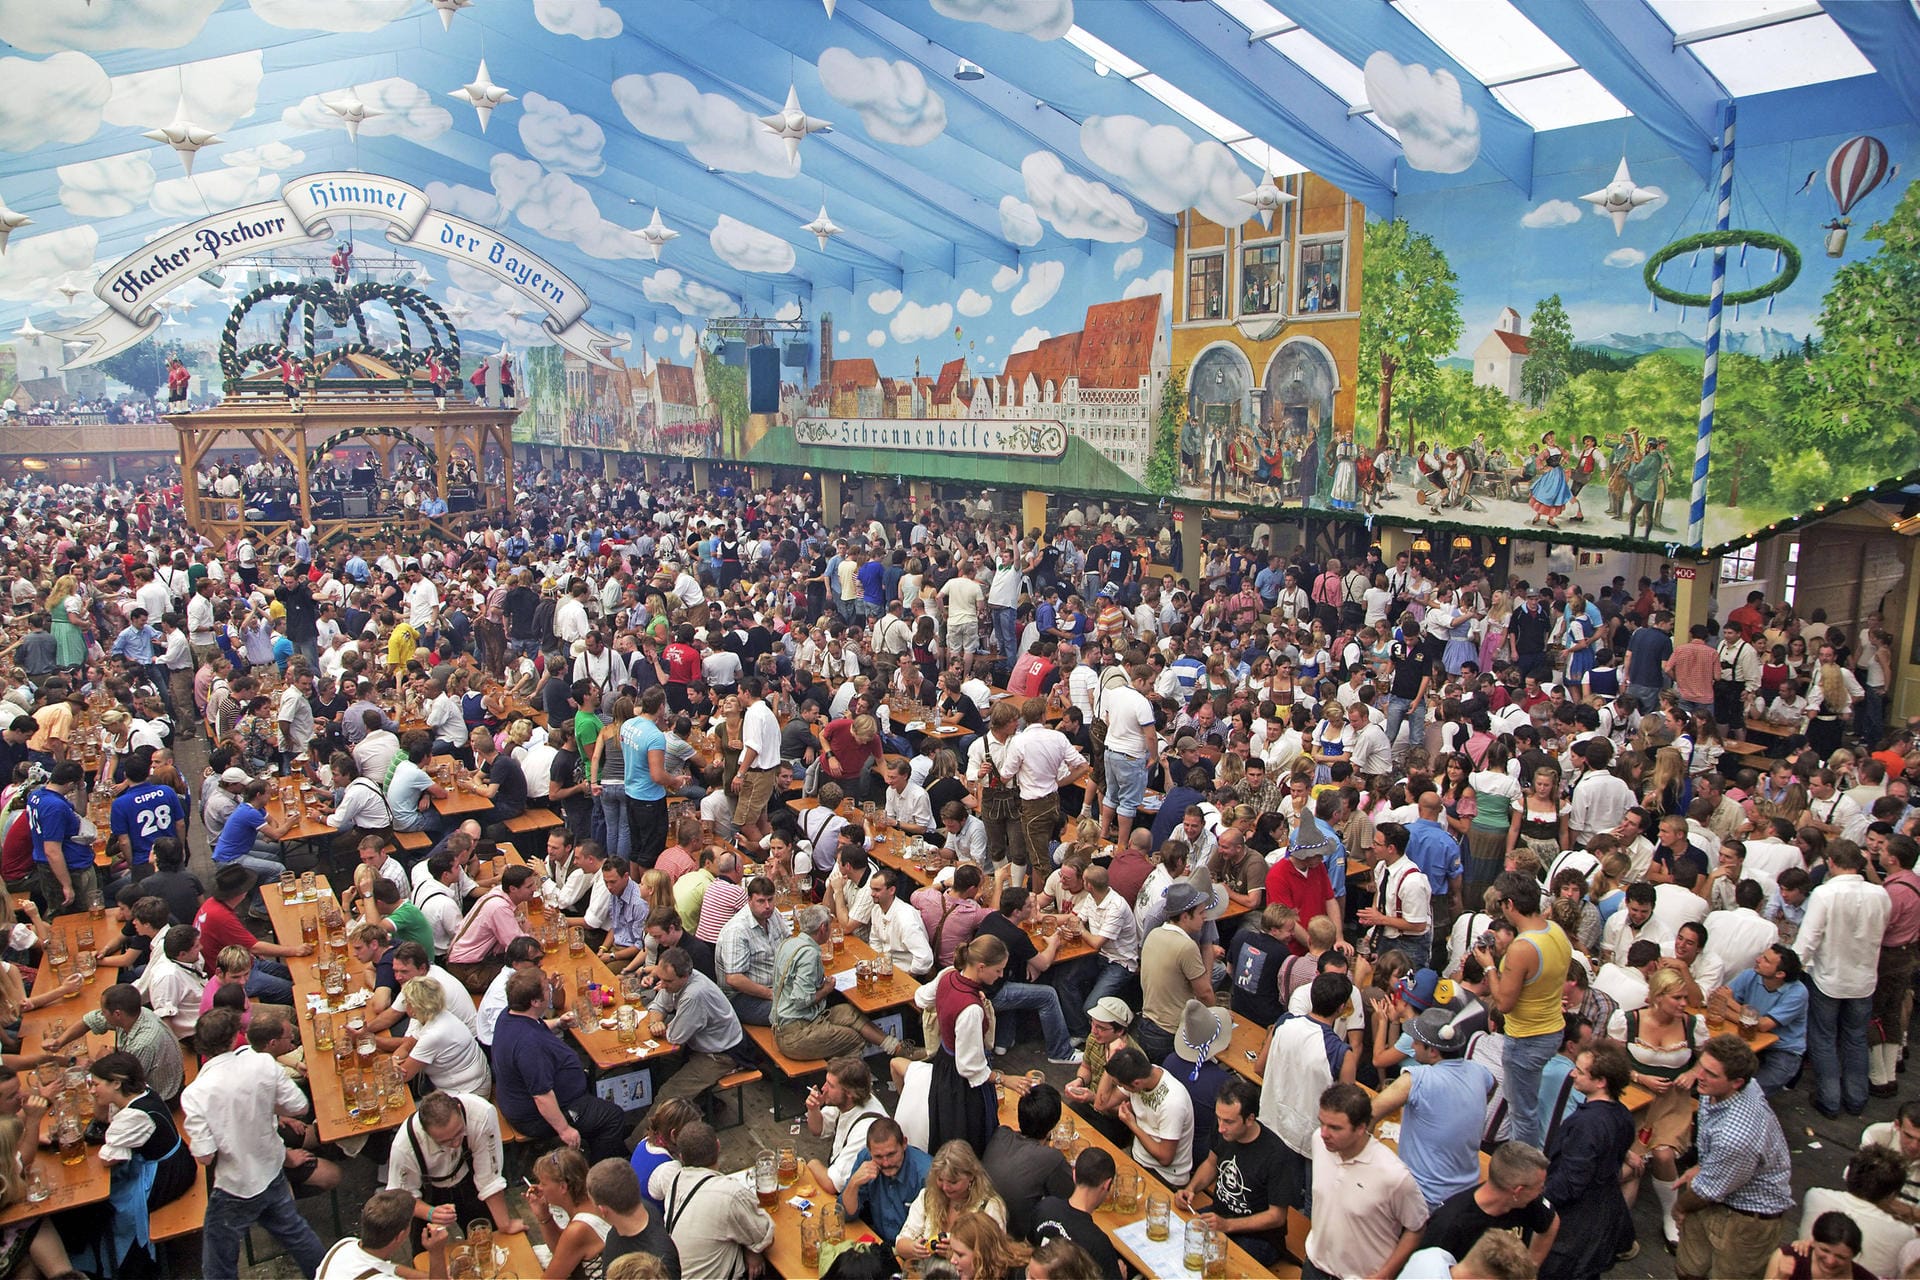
top-left (0, 457), bottom-right (1912, 1280)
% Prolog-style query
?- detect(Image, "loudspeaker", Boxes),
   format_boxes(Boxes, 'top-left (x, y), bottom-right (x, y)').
top-left (719, 340), bottom-right (746, 366)
top-left (748, 345), bottom-right (781, 414)
top-left (782, 341), bottom-right (811, 368)
top-left (343, 493), bottom-right (373, 518)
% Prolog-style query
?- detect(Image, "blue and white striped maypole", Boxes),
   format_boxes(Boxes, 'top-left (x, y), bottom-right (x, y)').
top-left (1688, 102), bottom-right (1736, 547)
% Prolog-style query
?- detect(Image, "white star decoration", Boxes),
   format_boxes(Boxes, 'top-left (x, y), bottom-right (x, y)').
top-left (323, 92), bottom-right (382, 142)
top-left (0, 193), bottom-right (30, 255)
top-left (12, 315), bottom-right (42, 340)
top-left (143, 103), bottom-right (220, 176)
top-left (800, 204), bottom-right (842, 250)
top-left (1236, 170), bottom-right (1296, 230)
top-left (1580, 157), bottom-right (1659, 236)
top-left (431, 0), bottom-right (472, 30)
top-left (759, 85), bottom-right (831, 163)
top-left (450, 59), bottom-right (515, 133)
top-left (634, 208), bottom-right (679, 262)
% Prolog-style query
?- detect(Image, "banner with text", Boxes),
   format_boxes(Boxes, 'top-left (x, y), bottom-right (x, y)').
top-left (793, 415), bottom-right (1067, 459)
top-left (58, 171), bottom-right (626, 369)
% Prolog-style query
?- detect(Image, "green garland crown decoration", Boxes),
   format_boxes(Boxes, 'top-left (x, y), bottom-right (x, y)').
top-left (1642, 229), bottom-right (1801, 309)
top-left (217, 277), bottom-right (462, 393)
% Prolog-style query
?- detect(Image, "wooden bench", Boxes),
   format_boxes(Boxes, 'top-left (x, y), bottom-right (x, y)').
top-left (707, 1067), bottom-right (763, 1130)
top-left (498, 1109), bottom-right (534, 1182)
top-left (393, 830), bottom-right (432, 854)
top-left (744, 1025), bottom-right (827, 1119)
top-left (1724, 739), bottom-right (1768, 757)
top-left (152, 1168), bottom-right (210, 1244)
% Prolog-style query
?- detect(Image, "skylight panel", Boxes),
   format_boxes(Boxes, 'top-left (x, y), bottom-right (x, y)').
top-left (1392, 0), bottom-right (1571, 84)
top-left (1492, 69), bottom-right (1631, 131)
top-left (1064, 26), bottom-right (1145, 79)
top-left (1208, 0), bottom-right (1292, 35)
top-left (1686, 14), bottom-right (1874, 95)
top-left (1229, 136), bottom-right (1305, 176)
top-left (1132, 74), bottom-right (1251, 143)
top-left (1645, 0), bottom-right (1819, 41)
top-left (1267, 28), bottom-right (1370, 106)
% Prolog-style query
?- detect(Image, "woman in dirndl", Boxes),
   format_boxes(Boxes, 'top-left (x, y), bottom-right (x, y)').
top-left (1607, 968), bottom-right (1706, 1252)
top-left (1529, 431), bottom-right (1573, 527)
top-left (925, 935), bottom-right (1007, 1158)
top-left (86, 1050), bottom-right (196, 1276)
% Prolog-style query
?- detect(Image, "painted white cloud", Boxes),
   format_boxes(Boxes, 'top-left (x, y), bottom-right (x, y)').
top-left (57, 154), bottom-right (156, 219)
top-left (836, 329), bottom-right (851, 343)
top-left (1021, 151), bottom-right (1146, 243)
top-left (930, 0), bottom-right (1072, 41)
top-left (0, 227), bottom-right (97, 302)
top-left (866, 330), bottom-right (885, 348)
top-left (710, 215), bottom-right (796, 274)
top-left (1009, 326), bottom-right (1050, 354)
top-left (991, 264), bottom-right (1021, 293)
top-left (491, 154), bottom-right (650, 261)
top-left (0, 53), bottom-right (110, 152)
top-left (889, 300), bottom-right (952, 344)
top-left (518, 93), bottom-right (606, 177)
top-left (957, 289), bottom-right (991, 318)
top-left (775, 301), bottom-right (801, 321)
top-left (425, 181), bottom-right (500, 225)
top-left (105, 51), bottom-right (262, 134)
top-left (1521, 199), bottom-right (1582, 229)
top-left (866, 288), bottom-right (902, 316)
top-left (612, 72), bottom-right (798, 179)
top-left (534, 0), bottom-right (623, 39)
top-left (150, 167), bottom-right (279, 218)
top-left (642, 268), bottom-right (739, 318)
top-left (1080, 114), bottom-right (1245, 229)
top-left (1113, 247), bottom-right (1143, 279)
top-left (222, 141), bottom-right (305, 171)
top-left (1603, 247), bottom-right (1646, 268)
top-left (282, 78), bottom-right (452, 144)
top-left (1011, 259), bottom-right (1064, 316)
top-left (1363, 52), bottom-right (1480, 175)
top-left (818, 48), bottom-right (946, 147)
top-left (678, 327), bottom-right (697, 358)
top-left (0, 0), bottom-right (219, 53)
top-left (1123, 268), bottom-right (1174, 316)
top-left (249, 0), bottom-right (411, 31)
top-left (998, 196), bottom-right (1043, 247)
top-left (652, 325), bottom-right (670, 343)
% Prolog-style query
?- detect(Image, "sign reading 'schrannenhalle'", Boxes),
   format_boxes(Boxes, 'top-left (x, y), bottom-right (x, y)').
top-left (61, 171), bottom-right (626, 370)
top-left (794, 415), bottom-right (1067, 459)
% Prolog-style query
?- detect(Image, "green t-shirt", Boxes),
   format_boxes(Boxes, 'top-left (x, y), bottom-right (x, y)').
top-left (575, 711), bottom-right (605, 768)
top-left (387, 901), bottom-right (435, 963)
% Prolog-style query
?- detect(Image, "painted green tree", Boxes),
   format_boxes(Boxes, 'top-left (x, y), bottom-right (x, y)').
top-left (1145, 365), bottom-right (1185, 495)
top-left (1358, 218), bottom-right (1461, 456)
top-left (97, 340), bottom-right (166, 398)
top-left (708, 361), bottom-right (747, 458)
top-left (1519, 294), bottom-right (1573, 407)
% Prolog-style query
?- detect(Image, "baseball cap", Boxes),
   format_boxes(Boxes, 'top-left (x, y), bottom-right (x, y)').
top-left (1393, 969), bottom-right (1458, 1013)
top-left (1089, 997), bottom-right (1133, 1028)
top-left (219, 767), bottom-right (251, 787)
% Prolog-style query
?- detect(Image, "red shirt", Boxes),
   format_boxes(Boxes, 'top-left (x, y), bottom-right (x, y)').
top-left (820, 718), bottom-right (879, 780)
top-left (1007, 655), bottom-right (1054, 699)
top-left (193, 898), bottom-right (257, 961)
top-left (663, 643), bottom-right (701, 684)
top-left (1264, 858), bottom-right (1335, 955)
top-left (1, 811), bottom-right (32, 885)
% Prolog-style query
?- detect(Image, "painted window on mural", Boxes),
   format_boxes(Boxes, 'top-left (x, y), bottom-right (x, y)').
top-left (1297, 237), bottom-right (1346, 313)
top-left (1188, 252), bottom-right (1225, 322)
top-left (1239, 241), bottom-right (1286, 317)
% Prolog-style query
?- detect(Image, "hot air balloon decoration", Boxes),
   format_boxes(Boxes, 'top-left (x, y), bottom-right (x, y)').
top-left (1823, 135), bottom-right (1894, 257)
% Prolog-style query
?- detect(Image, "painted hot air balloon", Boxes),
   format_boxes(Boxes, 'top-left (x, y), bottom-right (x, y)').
top-left (1824, 134), bottom-right (1892, 256)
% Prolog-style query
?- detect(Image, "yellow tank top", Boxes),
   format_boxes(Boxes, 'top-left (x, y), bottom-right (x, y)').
top-left (1504, 921), bottom-right (1573, 1038)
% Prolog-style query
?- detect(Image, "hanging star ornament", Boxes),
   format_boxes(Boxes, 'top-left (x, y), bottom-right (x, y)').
top-left (450, 59), bottom-right (514, 133)
top-left (142, 103), bottom-right (220, 176)
top-left (322, 91), bottom-right (381, 142)
top-left (54, 280), bottom-right (82, 307)
top-left (12, 315), bottom-right (42, 340)
top-left (633, 208), bottom-right (679, 262)
top-left (801, 205), bottom-right (842, 251)
top-left (0, 194), bottom-right (30, 255)
top-left (759, 85), bottom-right (830, 163)
top-left (1236, 170), bottom-right (1296, 230)
top-left (822, 0), bottom-right (835, 14)
top-left (431, 0), bottom-right (472, 30)
top-left (1581, 157), bottom-right (1659, 236)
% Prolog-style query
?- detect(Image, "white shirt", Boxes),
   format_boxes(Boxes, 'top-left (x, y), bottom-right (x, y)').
top-left (317, 1241), bottom-right (397, 1279)
top-left (1350, 723), bottom-right (1392, 777)
top-left (1098, 685), bottom-right (1156, 757)
top-left (1127, 1069), bottom-right (1195, 1183)
top-left (1001, 724), bottom-right (1086, 801)
top-left (405, 579), bottom-right (440, 629)
top-left (1741, 838), bottom-right (1803, 889)
top-left (1260, 1018), bottom-right (1336, 1155)
top-left (1650, 882), bottom-right (1709, 937)
top-left (394, 964), bottom-right (481, 1036)
top-left (740, 701), bottom-right (781, 770)
top-left (136, 949), bottom-right (207, 1038)
top-left (1569, 772), bottom-right (1634, 837)
top-left (1374, 857), bottom-right (1432, 938)
top-left (1703, 907), bottom-right (1777, 980)
top-left (403, 1011), bottom-right (491, 1094)
top-left (1796, 872), bottom-right (1891, 999)
top-left (1799, 1188), bottom-right (1915, 1278)
top-left (476, 964), bottom-right (517, 1047)
top-left (863, 896), bottom-right (935, 977)
top-left (1601, 910), bottom-right (1672, 964)
top-left (1591, 962), bottom-right (1649, 1013)
top-left (884, 782), bottom-right (934, 833)
top-left (385, 1092), bottom-right (508, 1202)
top-left (183, 1046), bottom-right (311, 1197)
top-left (1077, 889), bottom-right (1141, 971)
top-left (413, 876), bottom-right (465, 953)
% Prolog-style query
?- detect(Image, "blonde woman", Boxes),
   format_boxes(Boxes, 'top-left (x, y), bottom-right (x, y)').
top-left (946, 1210), bottom-right (1031, 1280)
top-left (393, 976), bottom-right (491, 1095)
top-left (590, 696), bottom-right (635, 860)
top-left (96, 708), bottom-right (132, 789)
top-left (47, 574), bottom-right (84, 669)
top-left (1607, 966), bottom-right (1707, 1248)
top-left (0, 1115), bottom-right (81, 1278)
top-left (525, 1146), bottom-right (607, 1280)
top-left (1479, 589), bottom-right (1514, 672)
top-left (636, 868), bottom-right (675, 927)
top-left (897, 1140), bottom-right (1007, 1262)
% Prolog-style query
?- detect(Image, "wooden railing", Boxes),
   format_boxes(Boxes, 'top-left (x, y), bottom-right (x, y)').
top-left (0, 422), bottom-right (178, 456)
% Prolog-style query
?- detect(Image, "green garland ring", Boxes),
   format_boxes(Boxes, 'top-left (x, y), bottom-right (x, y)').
top-left (1643, 229), bottom-right (1800, 309)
